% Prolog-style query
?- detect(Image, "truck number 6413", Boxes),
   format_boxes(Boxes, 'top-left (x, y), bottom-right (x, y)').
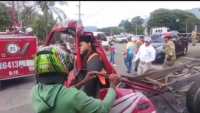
top-left (2, 61), bottom-right (19, 69)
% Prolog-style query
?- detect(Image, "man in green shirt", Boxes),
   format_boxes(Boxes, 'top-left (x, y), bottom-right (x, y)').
top-left (31, 46), bottom-right (122, 113)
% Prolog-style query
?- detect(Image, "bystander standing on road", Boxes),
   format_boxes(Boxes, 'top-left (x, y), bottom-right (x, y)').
top-left (163, 34), bottom-right (176, 68)
top-left (109, 40), bottom-right (117, 66)
top-left (133, 37), bottom-right (156, 75)
top-left (124, 37), bottom-right (136, 73)
top-left (134, 36), bottom-right (144, 72)
top-left (191, 29), bottom-right (197, 46)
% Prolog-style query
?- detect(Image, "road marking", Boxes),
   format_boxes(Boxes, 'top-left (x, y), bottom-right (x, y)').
top-left (182, 56), bottom-right (200, 61)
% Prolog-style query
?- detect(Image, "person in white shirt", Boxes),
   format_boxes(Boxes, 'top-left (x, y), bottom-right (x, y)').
top-left (133, 37), bottom-right (156, 75)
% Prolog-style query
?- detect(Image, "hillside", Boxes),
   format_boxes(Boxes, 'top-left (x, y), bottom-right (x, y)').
top-left (185, 8), bottom-right (200, 19)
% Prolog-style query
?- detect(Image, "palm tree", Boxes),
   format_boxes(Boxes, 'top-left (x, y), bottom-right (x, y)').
top-left (34, 1), bottom-right (68, 40)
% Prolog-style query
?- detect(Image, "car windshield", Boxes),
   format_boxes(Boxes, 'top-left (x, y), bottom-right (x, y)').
top-left (150, 34), bottom-right (164, 42)
top-left (151, 32), bottom-right (175, 43)
top-left (118, 35), bottom-right (126, 38)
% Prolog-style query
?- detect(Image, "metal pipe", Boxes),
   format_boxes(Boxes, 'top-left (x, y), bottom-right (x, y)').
top-left (94, 72), bottom-right (164, 93)
top-left (78, 1), bottom-right (81, 21)
top-left (12, 1), bottom-right (16, 32)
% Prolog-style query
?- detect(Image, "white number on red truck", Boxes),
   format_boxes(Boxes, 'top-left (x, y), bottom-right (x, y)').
top-left (2, 61), bottom-right (19, 69)
top-left (9, 70), bottom-right (19, 76)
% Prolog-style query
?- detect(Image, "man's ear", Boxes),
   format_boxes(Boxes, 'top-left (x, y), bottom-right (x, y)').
top-left (88, 42), bottom-right (91, 47)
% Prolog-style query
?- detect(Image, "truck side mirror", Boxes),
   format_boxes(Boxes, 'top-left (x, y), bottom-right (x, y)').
top-left (21, 43), bottom-right (30, 56)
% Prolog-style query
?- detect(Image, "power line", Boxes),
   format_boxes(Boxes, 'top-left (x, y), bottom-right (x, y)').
top-left (86, 2), bottom-right (117, 18)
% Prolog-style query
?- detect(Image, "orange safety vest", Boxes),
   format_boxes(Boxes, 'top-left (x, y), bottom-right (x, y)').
top-left (74, 53), bottom-right (106, 85)
top-left (87, 53), bottom-right (106, 85)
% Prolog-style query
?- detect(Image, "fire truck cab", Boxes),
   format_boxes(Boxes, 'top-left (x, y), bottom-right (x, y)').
top-left (0, 30), bottom-right (37, 90)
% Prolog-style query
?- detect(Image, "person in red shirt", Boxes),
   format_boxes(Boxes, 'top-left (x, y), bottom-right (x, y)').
top-left (109, 41), bottom-right (117, 66)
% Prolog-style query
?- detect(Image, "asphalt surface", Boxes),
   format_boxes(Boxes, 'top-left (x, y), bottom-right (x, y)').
top-left (0, 43), bottom-right (199, 113)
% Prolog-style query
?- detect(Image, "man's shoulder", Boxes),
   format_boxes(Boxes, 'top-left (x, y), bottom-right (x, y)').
top-left (168, 40), bottom-right (175, 45)
top-left (140, 44), bottom-right (145, 48)
top-left (149, 45), bottom-right (155, 50)
top-left (127, 42), bottom-right (133, 45)
top-left (126, 42), bottom-right (132, 47)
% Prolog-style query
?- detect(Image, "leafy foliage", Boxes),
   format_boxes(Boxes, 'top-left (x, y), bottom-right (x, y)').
top-left (0, 1), bottom-right (67, 42)
top-left (97, 27), bottom-right (125, 35)
top-left (0, 2), bottom-right (12, 31)
top-left (118, 16), bottom-right (144, 35)
top-left (147, 8), bottom-right (200, 33)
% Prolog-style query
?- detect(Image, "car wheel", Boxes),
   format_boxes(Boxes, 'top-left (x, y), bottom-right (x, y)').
top-left (181, 45), bottom-right (187, 56)
top-left (186, 81), bottom-right (200, 113)
top-left (0, 81), bottom-right (2, 91)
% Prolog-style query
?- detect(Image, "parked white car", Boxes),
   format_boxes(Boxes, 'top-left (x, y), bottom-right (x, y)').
top-left (116, 35), bottom-right (127, 43)
top-left (92, 32), bottom-right (109, 51)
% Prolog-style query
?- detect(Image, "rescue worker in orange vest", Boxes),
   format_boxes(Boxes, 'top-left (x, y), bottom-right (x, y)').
top-left (191, 29), bottom-right (197, 46)
top-left (78, 35), bottom-right (109, 98)
top-left (163, 34), bottom-right (176, 68)
top-left (134, 36), bottom-right (144, 72)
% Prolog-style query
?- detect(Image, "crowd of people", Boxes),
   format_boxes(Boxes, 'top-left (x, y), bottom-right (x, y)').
top-left (108, 34), bottom-right (177, 75)
top-left (124, 34), bottom-right (176, 75)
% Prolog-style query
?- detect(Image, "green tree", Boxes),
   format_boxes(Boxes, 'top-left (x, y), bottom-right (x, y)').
top-left (0, 2), bottom-right (13, 31)
top-left (1, 1), bottom-right (59, 41)
top-left (118, 20), bottom-right (133, 33)
top-left (34, 1), bottom-right (68, 40)
top-left (147, 8), bottom-right (200, 33)
top-left (131, 16), bottom-right (144, 35)
top-left (97, 27), bottom-right (125, 35)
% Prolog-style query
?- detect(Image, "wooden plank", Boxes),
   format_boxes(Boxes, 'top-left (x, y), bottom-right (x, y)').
top-left (128, 60), bottom-right (200, 82)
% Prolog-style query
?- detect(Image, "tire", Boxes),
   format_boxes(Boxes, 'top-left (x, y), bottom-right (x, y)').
top-left (186, 81), bottom-right (200, 113)
top-left (0, 81), bottom-right (2, 91)
top-left (144, 69), bottom-right (156, 74)
top-left (181, 45), bottom-right (187, 56)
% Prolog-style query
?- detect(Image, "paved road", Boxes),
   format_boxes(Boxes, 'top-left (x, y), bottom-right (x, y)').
top-left (0, 43), bottom-right (200, 113)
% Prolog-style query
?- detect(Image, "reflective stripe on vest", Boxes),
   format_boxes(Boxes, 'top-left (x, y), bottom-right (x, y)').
top-left (87, 53), bottom-right (106, 85)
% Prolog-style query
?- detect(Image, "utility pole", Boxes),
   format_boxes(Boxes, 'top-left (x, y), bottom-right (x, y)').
top-left (186, 20), bottom-right (188, 33)
top-left (136, 24), bottom-right (137, 35)
top-left (76, 1), bottom-right (84, 20)
top-left (110, 27), bottom-right (113, 36)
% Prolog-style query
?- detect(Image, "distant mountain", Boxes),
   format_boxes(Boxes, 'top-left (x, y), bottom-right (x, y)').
top-left (142, 8), bottom-right (200, 27)
top-left (84, 26), bottom-right (98, 32)
top-left (185, 8), bottom-right (200, 19)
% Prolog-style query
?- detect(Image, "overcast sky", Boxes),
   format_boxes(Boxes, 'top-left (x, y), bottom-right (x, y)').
top-left (56, 1), bottom-right (200, 28)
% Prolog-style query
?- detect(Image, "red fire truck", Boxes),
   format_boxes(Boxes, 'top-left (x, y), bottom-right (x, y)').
top-left (0, 1), bottom-right (37, 90)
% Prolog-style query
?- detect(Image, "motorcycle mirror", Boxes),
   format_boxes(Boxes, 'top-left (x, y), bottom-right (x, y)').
top-left (76, 70), bottom-right (87, 83)
top-left (21, 43), bottom-right (30, 56)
